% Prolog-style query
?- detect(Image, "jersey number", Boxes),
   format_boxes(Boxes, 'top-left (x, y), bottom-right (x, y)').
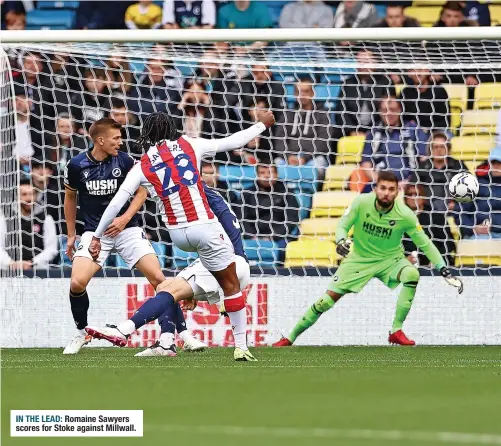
top-left (149, 154), bottom-right (199, 197)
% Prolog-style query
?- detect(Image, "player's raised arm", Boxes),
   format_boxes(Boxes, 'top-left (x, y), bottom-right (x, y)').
top-left (335, 196), bottom-right (360, 257)
top-left (406, 214), bottom-right (464, 293)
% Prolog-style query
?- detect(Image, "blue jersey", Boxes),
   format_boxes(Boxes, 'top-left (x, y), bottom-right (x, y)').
top-left (64, 150), bottom-right (140, 232)
top-left (203, 184), bottom-right (247, 262)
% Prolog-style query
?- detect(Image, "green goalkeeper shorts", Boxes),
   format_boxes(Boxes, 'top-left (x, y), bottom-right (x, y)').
top-left (327, 255), bottom-right (414, 295)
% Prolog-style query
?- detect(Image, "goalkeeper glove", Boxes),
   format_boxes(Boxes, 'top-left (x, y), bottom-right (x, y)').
top-left (336, 238), bottom-right (352, 257)
top-left (440, 267), bottom-right (464, 294)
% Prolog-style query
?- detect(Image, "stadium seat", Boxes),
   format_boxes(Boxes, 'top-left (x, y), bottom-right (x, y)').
top-left (464, 160), bottom-right (479, 173)
top-left (474, 83), bottom-right (501, 110)
top-left (447, 217), bottom-right (460, 242)
top-left (278, 165), bottom-right (318, 220)
top-left (460, 110), bottom-right (499, 136)
top-left (336, 135), bottom-right (365, 164)
top-left (455, 239), bottom-right (501, 267)
top-left (58, 236), bottom-right (72, 266)
top-left (218, 165), bottom-right (256, 190)
top-left (37, 1), bottom-right (80, 9)
top-left (490, 5), bottom-right (501, 26)
top-left (299, 218), bottom-right (339, 241)
top-left (413, 0), bottom-right (445, 5)
top-left (451, 135), bottom-right (494, 161)
top-left (175, 61), bottom-right (199, 77)
top-left (114, 242), bottom-right (167, 269)
top-left (394, 84), bottom-right (405, 97)
top-left (285, 239), bottom-right (339, 268)
top-left (27, 9), bottom-right (76, 29)
top-left (404, 6), bottom-right (441, 26)
top-left (243, 239), bottom-right (280, 266)
top-left (314, 84), bottom-right (341, 110)
top-left (310, 191), bottom-right (358, 218)
top-left (264, 1), bottom-right (290, 27)
top-left (172, 245), bottom-right (198, 269)
top-left (323, 164), bottom-right (356, 191)
top-left (321, 60), bottom-right (356, 84)
top-left (443, 84), bottom-right (468, 131)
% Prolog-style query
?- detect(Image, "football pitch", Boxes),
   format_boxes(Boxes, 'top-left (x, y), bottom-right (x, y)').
top-left (2, 346), bottom-right (501, 446)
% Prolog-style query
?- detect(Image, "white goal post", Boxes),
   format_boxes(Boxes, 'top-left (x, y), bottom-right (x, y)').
top-left (1, 27), bottom-right (501, 347)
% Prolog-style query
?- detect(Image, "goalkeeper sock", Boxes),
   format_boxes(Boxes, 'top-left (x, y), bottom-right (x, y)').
top-left (391, 268), bottom-right (419, 333)
top-left (69, 289), bottom-right (89, 330)
top-left (130, 291), bottom-right (175, 331)
top-left (288, 294), bottom-right (336, 343)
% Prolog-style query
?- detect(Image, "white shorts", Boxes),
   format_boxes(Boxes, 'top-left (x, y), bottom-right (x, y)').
top-left (178, 255), bottom-right (250, 304)
top-left (74, 227), bottom-right (155, 269)
top-left (169, 221), bottom-right (235, 272)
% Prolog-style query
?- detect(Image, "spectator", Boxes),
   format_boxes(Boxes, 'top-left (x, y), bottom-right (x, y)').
top-left (70, 68), bottom-right (112, 133)
top-left (201, 162), bottom-right (240, 209)
top-left (217, 1), bottom-right (271, 52)
top-left (462, 1), bottom-right (490, 26)
top-left (333, 0), bottom-right (378, 28)
top-left (279, 0), bottom-right (334, 28)
top-left (373, 4), bottom-right (420, 28)
top-left (104, 55), bottom-right (134, 97)
top-left (399, 66), bottom-right (450, 131)
top-left (125, 0), bottom-right (162, 29)
top-left (162, 0), bottom-right (216, 28)
top-left (129, 58), bottom-right (182, 120)
top-left (107, 98), bottom-right (141, 157)
top-left (333, 50), bottom-right (396, 159)
top-left (434, 1), bottom-right (474, 27)
top-left (238, 64), bottom-right (285, 118)
top-left (77, 1), bottom-right (131, 29)
top-left (454, 147), bottom-right (501, 240)
top-left (274, 79), bottom-right (332, 170)
top-left (403, 183), bottom-right (455, 267)
top-left (0, 179), bottom-right (58, 270)
top-left (14, 85), bottom-right (36, 165)
top-left (409, 131), bottom-right (467, 201)
top-left (360, 97), bottom-right (428, 183)
top-left (4, 9), bottom-right (25, 29)
top-left (240, 164), bottom-right (300, 242)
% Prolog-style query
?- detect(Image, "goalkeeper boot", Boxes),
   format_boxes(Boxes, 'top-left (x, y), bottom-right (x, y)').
top-left (182, 335), bottom-right (207, 352)
top-left (272, 337), bottom-right (293, 347)
top-left (63, 332), bottom-right (92, 354)
top-left (388, 330), bottom-right (416, 346)
top-left (85, 324), bottom-right (128, 347)
top-left (234, 348), bottom-right (258, 362)
top-left (134, 341), bottom-right (177, 357)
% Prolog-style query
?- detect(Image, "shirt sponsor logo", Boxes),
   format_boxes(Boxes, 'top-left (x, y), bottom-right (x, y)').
top-left (85, 179), bottom-right (118, 196)
top-left (362, 221), bottom-right (393, 239)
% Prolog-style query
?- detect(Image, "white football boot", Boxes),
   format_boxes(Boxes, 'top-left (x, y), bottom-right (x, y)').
top-left (85, 324), bottom-right (128, 347)
top-left (63, 332), bottom-right (92, 354)
top-left (134, 341), bottom-right (177, 357)
top-left (182, 334), bottom-right (207, 352)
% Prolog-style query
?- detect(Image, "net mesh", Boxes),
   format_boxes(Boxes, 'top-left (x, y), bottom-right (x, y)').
top-left (1, 39), bottom-right (501, 275)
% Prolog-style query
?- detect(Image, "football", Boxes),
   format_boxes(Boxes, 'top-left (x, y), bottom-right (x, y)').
top-left (448, 172), bottom-right (479, 202)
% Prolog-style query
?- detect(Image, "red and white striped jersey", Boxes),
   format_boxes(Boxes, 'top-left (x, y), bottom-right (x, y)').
top-left (140, 136), bottom-right (216, 228)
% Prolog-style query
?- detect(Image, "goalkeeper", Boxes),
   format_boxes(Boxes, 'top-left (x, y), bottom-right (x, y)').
top-left (273, 171), bottom-right (463, 346)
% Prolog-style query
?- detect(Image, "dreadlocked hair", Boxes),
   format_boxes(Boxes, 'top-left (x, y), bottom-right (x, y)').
top-left (137, 112), bottom-right (178, 149)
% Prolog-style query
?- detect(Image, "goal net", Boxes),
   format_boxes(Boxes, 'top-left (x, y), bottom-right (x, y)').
top-left (1, 28), bottom-right (501, 347)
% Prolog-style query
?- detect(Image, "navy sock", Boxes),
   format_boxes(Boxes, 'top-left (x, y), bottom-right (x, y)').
top-left (131, 291), bottom-right (175, 330)
top-left (158, 310), bottom-right (175, 335)
top-left (69, 289), bottom-right (89, 330)
top-left (174, 303), bottom-right (187, 334)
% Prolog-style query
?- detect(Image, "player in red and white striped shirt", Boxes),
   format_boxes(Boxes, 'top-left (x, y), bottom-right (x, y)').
top-left (86, 110), bottom-right (274, 361)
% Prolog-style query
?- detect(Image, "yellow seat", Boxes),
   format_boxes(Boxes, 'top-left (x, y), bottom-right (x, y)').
top-left (413, 0), bottom-right (446, 5)
top-left (285, 239), bottom-right (339, 268)
top-left (460, 110), bottom-right (499, 136)
top-left (336, 135), bottom-right (365, 164)
top-left (490, 5), bottom-right (501, 25)
top-left (299, 218), bottom-right (340, 241)
top-left (447, 216), bottom-right (460, 242)
top-left (455, 240), bottom-right (501, 267)
top-left (443, 84), bottom-right (468, 132)
top-left (405, 6), bottom-right (441, 26)
top-left (451, 135), bottom-right (495, 161)
top-left (323, 164), bottom-right (356, 191)
top-left (464, 160), bottom-right (479, 173)
top-left (395, 84), bottom-right (405, 97)
top-left (311, 191), bottom-right (359, 218)
top-left (474, 83), bottom-right (501, 110)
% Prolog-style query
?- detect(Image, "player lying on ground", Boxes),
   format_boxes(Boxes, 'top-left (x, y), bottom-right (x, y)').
top-left (273, 171), bottom-right (463, 347)
top-left (135, 185), bottom-right (250, 357)
top-left (63, 118), bottom-right (203, 354)
top-left (86, 110), bottom-right (275, 361)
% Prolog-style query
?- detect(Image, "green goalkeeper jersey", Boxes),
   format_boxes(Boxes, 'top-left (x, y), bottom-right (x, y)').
top-left (335, 192), bottom-right (446, 269)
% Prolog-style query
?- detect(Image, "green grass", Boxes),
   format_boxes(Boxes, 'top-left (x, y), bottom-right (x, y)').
top-left (2, 347), bottom-right (501, 446)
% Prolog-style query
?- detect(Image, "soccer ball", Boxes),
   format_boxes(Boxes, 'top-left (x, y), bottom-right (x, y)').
top-left (448, 172), bottom-right (479, 202)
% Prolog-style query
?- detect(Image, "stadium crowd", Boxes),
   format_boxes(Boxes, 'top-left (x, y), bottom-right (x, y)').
top-left (1, 1), bottom-right (501, 270)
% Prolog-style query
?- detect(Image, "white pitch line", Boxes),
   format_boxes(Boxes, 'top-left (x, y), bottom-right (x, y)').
top-left (153, 424), bottom-right (501, 445)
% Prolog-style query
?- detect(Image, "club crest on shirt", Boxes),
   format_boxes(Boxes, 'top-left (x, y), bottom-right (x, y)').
top-left (112, 168), bottom-right (122, 177)
top-left (389, 220), bottom-right (396, 226)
